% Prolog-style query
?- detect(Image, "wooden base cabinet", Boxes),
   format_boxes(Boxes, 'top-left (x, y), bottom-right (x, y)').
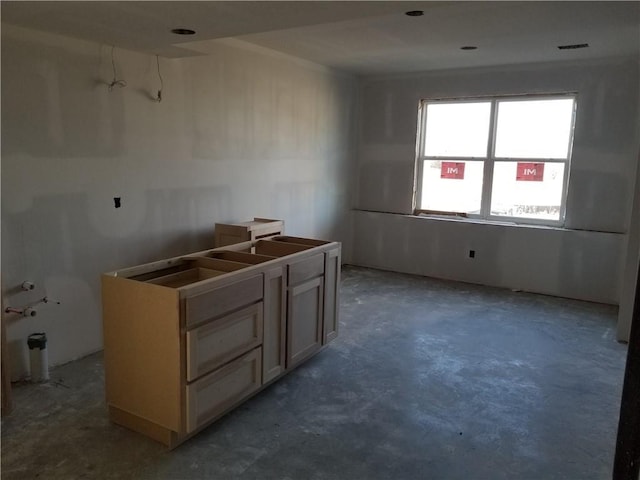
top-left (102, 236), bottom-right (340, 448)
top-left (214, 218), bottom-right (284, 247)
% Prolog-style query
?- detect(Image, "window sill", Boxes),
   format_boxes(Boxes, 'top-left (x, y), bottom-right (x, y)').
top-left (352, 209), bottom-right (624, 235)
top-left (412, 211), bottom-right (566, 230)
top-left (411, 212), bottom-right (626, 235)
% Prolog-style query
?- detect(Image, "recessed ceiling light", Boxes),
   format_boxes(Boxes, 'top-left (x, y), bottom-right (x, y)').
top-left (557, 43), bottom-right (589, 50)
top-left (171, 28), bottom-right (196, 35)
top-left (405, 10), bottom-right (424, 16)
top-left (460, 46), bottom-right (478, 51)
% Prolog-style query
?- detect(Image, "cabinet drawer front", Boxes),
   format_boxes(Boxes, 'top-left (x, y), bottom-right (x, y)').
top-left (185, 274), bottom-right (263, 327)
top-left (287, 253), bottom-right (324, 286)
top-left (186, 303), bottom-right (263, 382)
top-left (186, 348), bottom-right (262, 433)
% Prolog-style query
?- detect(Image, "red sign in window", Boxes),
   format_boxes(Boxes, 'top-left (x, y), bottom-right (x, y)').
top-left (441, 162), bottom-right (465, 179)
top-left (516, 162), bottom-right (545, 181)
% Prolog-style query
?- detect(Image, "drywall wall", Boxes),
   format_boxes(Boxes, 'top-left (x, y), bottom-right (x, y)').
top-left (1, 24), bottom-right (356, 378)
top-left (354, 57), bottom-right (640, 306)
top-left (353, 212), bottom-right (623, 304)
top-left (618, 148), bottom-right (640, 341)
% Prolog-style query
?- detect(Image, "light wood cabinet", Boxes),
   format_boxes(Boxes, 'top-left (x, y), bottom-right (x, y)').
top-left (214, 218), bottom-right (284, 247)
top-left (102, 235), bottom-right (340, 448)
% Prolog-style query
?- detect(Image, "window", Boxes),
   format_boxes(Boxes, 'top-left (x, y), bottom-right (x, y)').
top-left (415, 94), bottom-right (576, 225)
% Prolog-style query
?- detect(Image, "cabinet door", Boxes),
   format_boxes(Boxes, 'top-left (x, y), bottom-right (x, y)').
top-left (287, 277), bottom-right (323, 368)
top-left (263, 266), bottom-right (286, 383)
top-left (323, 247), bottom-right (341, 344)
top-left (214, 224), bottom-right (250, 247)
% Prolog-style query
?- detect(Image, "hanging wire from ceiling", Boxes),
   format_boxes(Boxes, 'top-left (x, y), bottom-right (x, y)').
top-left (108, 46), bottom-right (127, 91)
top-left (155, 55), bottom-right (163, 102)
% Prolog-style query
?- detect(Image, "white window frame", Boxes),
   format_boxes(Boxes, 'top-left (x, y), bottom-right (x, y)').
top-left (414, 93), bottom-right (577, 227)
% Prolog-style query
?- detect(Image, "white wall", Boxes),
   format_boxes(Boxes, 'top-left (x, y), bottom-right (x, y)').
top-left (1, 24), bottom-right (357, 378)
top-left (618, 148), bottom-right (640, 341)
top-left (353, 57), bottom-right (640, 307)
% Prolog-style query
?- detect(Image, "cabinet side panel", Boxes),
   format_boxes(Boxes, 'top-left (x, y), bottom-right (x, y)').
top-left (215, 224), bottom-right (249, 247)
top-left (102, 276), bottom-right (181, 431)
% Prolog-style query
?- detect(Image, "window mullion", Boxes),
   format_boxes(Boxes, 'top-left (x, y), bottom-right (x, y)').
top-left (480, 100), bottom-right (498, 218)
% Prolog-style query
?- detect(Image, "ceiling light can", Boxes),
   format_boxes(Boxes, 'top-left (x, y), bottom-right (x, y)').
top-left (171, 28), bottom-right (196, 35)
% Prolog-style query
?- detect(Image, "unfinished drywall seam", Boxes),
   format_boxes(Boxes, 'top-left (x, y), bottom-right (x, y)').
top-left (1, 23), bottom-right (357, 378)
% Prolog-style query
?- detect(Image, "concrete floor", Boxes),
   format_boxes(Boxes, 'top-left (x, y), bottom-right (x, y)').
top-left (1, 266), bottom-right (627, 480)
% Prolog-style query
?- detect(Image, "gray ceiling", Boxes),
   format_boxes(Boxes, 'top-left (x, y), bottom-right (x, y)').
top-left (2, 1), bottom-right (639, 75)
